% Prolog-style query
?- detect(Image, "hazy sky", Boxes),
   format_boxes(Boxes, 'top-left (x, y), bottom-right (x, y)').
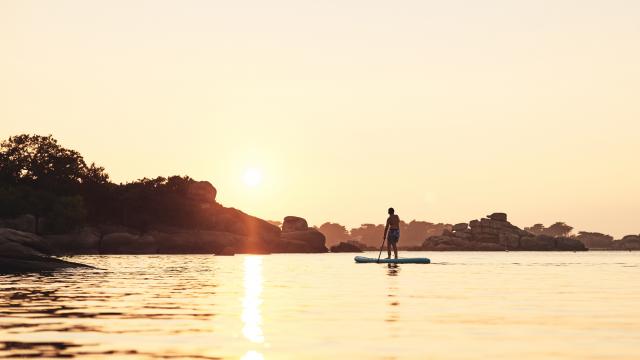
top-left (2, 1), bottom-right (639, 237)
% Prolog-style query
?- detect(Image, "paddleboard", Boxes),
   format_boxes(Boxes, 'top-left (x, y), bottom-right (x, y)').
top-left (354, 256), bottom-right (430, 264)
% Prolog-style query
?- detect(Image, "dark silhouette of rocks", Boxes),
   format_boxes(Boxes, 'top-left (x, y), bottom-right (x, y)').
top-left (422, 213), bottom-right (587, 251)
top-left (186, 181), bottom-right (217, 206)
top-left (0, 228), bottom-right (94, 273)
top-left (330, 242), bottom-right (363, 253)
top-left (612, 235), bottom-right (640, 250)
top-left (575, 232), bottom-right (614, 249)
top-left (452, 223), bottom-right (468, 232)
top-left (282, 216), bottom-right (308, 232)
top-left (277, 216), bottom-right (328, 253)
top-left (487, 213), bottom-right (507, 222)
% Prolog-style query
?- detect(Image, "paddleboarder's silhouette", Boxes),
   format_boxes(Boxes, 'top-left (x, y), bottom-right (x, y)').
top-left (383, 208), bottom-right (400, 259)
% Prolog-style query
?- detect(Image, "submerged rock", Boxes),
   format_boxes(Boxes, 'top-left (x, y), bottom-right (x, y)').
top-left (330, 242), bottom-right (363, 253)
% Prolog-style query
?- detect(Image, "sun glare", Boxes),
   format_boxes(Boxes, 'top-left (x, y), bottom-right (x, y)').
top-left (243, 168), bottom-right (263, 187)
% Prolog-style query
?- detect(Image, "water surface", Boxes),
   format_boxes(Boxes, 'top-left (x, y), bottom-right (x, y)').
top-left (1, 252), bottom-right (639, 359)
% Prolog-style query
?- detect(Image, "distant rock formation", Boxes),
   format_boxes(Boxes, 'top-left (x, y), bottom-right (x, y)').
top-left (575, 232), bottom-right (614, 249)
top-left (330, 242), bottom-right (363, 253)
top-left (421, 213), bottom-right (587, 251)
top-left (277, 216), bottom-right (328, 253)
top-left (612, 235), bottom-right (640, 250)
top-left (0, 228), bottom-right (93, 273)
top-left (282, 216), bottom-right (309, 232)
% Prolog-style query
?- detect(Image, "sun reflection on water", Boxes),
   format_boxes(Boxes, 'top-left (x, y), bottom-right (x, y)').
top-left (241, 350), bottom-right (265, 360)
top-left (241, 256), bottom-right (264, 358)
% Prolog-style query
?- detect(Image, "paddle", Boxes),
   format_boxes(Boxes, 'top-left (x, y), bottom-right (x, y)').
top-left (376, 232), bottom-right (387, 263)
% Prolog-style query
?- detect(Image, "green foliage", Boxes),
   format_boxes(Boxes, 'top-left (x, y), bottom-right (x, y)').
top-left (0, 134), bottom-right (109, 194)
top-left (44, 195), bottom-right (86, 234)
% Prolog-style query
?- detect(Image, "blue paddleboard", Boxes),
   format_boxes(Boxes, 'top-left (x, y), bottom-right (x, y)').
top-left (354, 256), bottom-right (430, 264)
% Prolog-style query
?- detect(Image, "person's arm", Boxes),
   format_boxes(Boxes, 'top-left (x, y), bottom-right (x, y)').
top-left (383, 218), bottom-right (390, 240)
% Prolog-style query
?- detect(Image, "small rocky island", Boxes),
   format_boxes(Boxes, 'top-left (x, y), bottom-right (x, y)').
top-left (421, 213), bottom-right (587, 251)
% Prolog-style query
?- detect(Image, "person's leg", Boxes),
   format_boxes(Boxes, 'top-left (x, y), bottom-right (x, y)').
top-left (387, 242), bottom-right (392, 258)
top-left (392, 243), bottom-right (398, 259)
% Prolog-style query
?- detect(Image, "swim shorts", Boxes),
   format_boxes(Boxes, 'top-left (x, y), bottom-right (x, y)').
top-left (387, 228), bottom-right (400, 243)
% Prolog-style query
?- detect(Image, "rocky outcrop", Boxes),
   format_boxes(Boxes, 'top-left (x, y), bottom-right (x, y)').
top-left (0, 214), bottom-right (37, 234)
top-left (101, 233), bottom-right (158, 254)
top-left (0, 228), bottom-right (93, 273)
top-left (421, 213), bottom-right (587, 251)
top-left (45, 227), bottom-right (101, 255)
top-left (452, 223), bottom-right (468, 232)
top-left (187, 181), bottom-right (217, 208)
top-left (277, 216), bottom-right (328, 253)
top-left (282, 216), bottom-right (309, 232)
top-left (330, 242), bottom-right (363, 253)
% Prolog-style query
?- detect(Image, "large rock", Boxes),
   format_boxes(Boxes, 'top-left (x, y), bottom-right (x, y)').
top-left (487, 213), bottom-right (508, 222)
top-left (278, 228), bottom-right (328, 253)
top-left (0, 228), bottom-right (51, 255)
top-left (208, 207), bottom-right (281, 245)
top-left (187, 181), bottom-right (217, 207)
top-left (282, 216), bottom-right (309, 232)
top-left (45, 227), bottom-right (101, 255)
top-left (152, 230), bottom-right (251, 254)
top-left (0, 215), bottom-right (37, 233)
top-left (101, 233), bottom-right (158, 254)
top-left (453, 223), bottom-right (469, 232)
top-left (0, 228), bottom-right (93, 273)
top-left (330, 242), bottom-right (363, 253)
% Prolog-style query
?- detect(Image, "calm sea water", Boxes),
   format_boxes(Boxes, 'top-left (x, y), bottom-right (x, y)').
top-left (1, 252), bottom-right (639, 359)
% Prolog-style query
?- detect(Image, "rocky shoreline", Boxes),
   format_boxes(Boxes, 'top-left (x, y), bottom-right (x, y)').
top-left (0, 228), bottom-right (95, 273)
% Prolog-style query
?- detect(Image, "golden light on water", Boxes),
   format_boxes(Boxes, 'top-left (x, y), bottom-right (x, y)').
top-left (241, 350), bottom-right (265, 360)
top-left (242, 256), bottom-right (264, 359)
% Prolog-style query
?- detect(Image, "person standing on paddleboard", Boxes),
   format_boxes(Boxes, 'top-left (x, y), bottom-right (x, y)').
top-left (383, 208), bottom-right (400, 259)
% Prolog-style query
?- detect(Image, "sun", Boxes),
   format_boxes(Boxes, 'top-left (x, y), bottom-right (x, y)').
top-left (242, 168), bottom-right (263, 187)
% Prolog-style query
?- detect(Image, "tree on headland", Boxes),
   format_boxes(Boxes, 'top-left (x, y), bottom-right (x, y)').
top-left (0, 135), bottom-right (110, 233)
top-left (575, 231), bottom-right (613, 249)
top-left (524, 222), bottom-right (573, 237)
top-left (0, 134), bottom-right (226, 234)
top-left (350, 223), bottom-right (385, 246)
top-left (0, 134), bottom-right (108, 193)
top-left (317, 222), bottom-right (350, 246)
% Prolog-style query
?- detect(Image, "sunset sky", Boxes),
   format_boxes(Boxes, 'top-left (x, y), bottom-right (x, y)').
top-left (2, 1), bottom-right (639, 237)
